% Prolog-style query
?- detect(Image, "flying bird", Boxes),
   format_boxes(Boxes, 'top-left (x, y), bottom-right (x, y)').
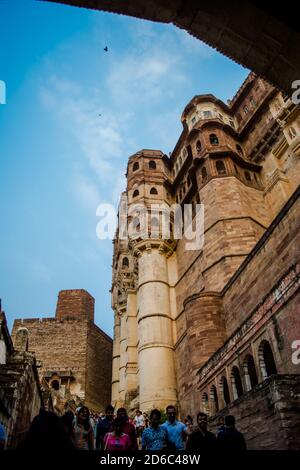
top-left (104, 46), bottom-right (108, 52)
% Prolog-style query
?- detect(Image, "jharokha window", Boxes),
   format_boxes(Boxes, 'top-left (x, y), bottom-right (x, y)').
top-left (216, 160), bottom-right (226, 175)
top-left (209, 133), bottom-right (219, 145)
top-left (149, 160), bottom-right (156, 169)
top-left (203, 110), bottom-right (212, 119)
top-left (133, 162), bottom-right (139, 171)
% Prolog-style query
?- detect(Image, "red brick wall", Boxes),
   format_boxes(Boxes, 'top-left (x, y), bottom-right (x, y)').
top-left (223, 187), bottom-right (300, 337)
top-left (85, 322), bottom-right (113, 412)
top-left (55, 289), bottom-right (95, 322)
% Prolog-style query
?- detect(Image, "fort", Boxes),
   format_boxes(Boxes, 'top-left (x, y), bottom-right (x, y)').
top-left (111, 72), bottom-right (300, 449)
top-left (11, 289), bottom-right (113, 414)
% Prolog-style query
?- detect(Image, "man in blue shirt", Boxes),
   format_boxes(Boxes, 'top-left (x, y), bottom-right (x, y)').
top-left (142, 409), bottom-right (168, 451)
top-left (161, 405), bottom-right (188, 451)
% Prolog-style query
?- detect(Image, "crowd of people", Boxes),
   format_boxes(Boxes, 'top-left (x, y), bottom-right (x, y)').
top-left (1, 403), bottom-right (247, 451)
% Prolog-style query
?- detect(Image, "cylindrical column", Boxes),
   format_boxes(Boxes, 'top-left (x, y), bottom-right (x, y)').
top-left (111, 312), bottom-right (120, 405)
top-left (137, 248), bottom-right (177, 411)
top-left (125, 290), bottom-right (138, 401)
top-left (119, 309), bottom-right (127, 404)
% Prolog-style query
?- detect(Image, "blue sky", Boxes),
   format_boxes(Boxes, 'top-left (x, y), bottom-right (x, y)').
top-left (0, 0), bottom-right (249, 336)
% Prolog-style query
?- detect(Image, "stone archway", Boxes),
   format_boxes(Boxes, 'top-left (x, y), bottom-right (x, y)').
top-left (44, 0), bottom-right (300, 93)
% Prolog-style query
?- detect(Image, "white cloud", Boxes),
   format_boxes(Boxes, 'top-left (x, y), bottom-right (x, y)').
top-left (39, 75), bottom-right (130, 205)
top-left (38, 20), bottom-right (217, 209)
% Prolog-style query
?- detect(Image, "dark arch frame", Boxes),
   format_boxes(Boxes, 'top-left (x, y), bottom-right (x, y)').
top-left (46, 1), bottom-right (300, 93)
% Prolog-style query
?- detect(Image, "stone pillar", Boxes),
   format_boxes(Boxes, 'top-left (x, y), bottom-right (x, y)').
top-left (119, 308), bottom-right (127, 404)
top-left (125, 289), bottom-right (138, 404)
top-left (137, 245), bottom-right (177, 410)
top-left (111, 312), bottom-right (121, 405)
top-left (14, 327), bottom-right (29, 352)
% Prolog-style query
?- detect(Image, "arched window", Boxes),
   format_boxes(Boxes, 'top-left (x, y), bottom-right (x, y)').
top-left (243, 354), bottom-right (258, 391)
top-left (133, 162), bottom-right (139, 171)
top-left (204, 110), bottom-right (212, 119)
top-left (150, 187), bottom-right (158, 195)
top-left (122, 257), bottom-right (129, 268)
top-left (202, 392), bottom-right (209, 415)
top-left (132, 217), bottom-right (140, 234)
top-left (216, 160), bottom-right (226, 175)
top-left (149, 160), bottom-right (156, 169)
top-left (245, 171), bottom-right (251, 182)
top-left (51, 380), bottom-right (60, 391)
top-left (259, 340), bottom-right (277, 379)
top-left (236, 144), bottom-right (244, 155)
top-left (150, 217), bottom-right (159, 235)
top-left (221, 376), bottom-right (230, 405)
top-left (133, 189), bottom-right (139, 198)
top-left (201, 167), bottom-right (207, 181)
top-left (151, 217), bottom-right (159, 227)
top-left (210, 133), bottom-right (219, 145)
top-left (196, 140), bottom-right (202, 154)
top-left (210, 385), bottom-right (219, 414)
top-left (231, 366), bottom-right (243, 399)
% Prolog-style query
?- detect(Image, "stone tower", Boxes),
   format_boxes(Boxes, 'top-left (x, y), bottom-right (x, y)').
top-left (111, 73), bottom-right (300, 438)
top-left (12, 289), bottom-right (113, 413)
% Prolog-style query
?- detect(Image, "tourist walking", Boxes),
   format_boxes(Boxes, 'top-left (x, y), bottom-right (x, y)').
top-left (116, 407), bottom-right (138, 450)
top-left (217, 415), bottom-right (247, 451)
top-left (186, 412), bottom-right (217, 451)
top-left (141, 409), bottom-right (168, 451)
top-left (18, 409), bottom-right (75, 450)
top-left (161, 405), bottom-right (188, 451)
top-left (96, 405), bottom-right (114, 450)
top-left (133, 409), bottom-right (145, 446)
top-left (73, 406), bottom-right (94, 450)
top-left (103, 418), bottom-right (131, 451)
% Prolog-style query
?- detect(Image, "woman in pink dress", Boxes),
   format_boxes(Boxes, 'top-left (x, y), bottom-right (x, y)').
top-left (104, 418), bottom-right (131, 451)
